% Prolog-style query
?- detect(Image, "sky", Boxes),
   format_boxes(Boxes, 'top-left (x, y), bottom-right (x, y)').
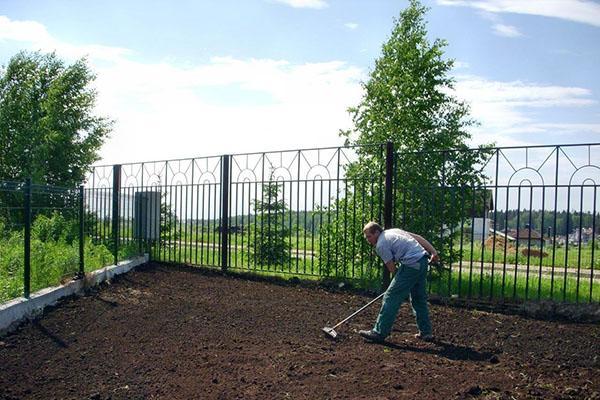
top-left (0, 0), bottom-right (599, 166)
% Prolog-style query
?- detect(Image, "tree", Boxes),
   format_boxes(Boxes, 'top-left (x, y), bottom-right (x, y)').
top-left (0, 51), bottom-right (112, 187)
top-left (250, 178), bottom-right (291, 267)
top-left (322, 0), bottom-right (491, 279)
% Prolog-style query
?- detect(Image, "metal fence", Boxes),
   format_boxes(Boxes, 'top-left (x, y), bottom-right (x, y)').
top-left (86, 142), bottom-right (599, 304)
top-left (0, 179), bottom-right (84, 302)
top-left (392, 144), bottom-right (599, 304)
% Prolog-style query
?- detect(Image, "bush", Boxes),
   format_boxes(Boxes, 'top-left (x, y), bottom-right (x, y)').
top-left (32, 212), bottom-right (78, 244)
top-left (0, 213), bottom-right (121, 302)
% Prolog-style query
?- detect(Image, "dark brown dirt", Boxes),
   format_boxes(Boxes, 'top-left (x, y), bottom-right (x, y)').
top-left (1, 263), bottom-right (599, 400)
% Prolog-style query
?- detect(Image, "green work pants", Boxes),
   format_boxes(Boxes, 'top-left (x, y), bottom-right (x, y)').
top-left (373, 255), bottom-right (431, 337)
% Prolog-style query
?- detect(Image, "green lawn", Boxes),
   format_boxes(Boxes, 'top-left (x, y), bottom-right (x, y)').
top-left (4, 227), bottom-right (598, 305)
top-left (0, 235), bottom-right (141, 303)
top-left (429, 267), bottom-right (600, 303)
top-left (460, 241), bottom-right (599, 270)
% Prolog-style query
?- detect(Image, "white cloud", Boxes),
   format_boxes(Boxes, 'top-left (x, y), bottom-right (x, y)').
top-left (452, 75), bottom-right (599, 145)
top-left (503, 122), bottom-right (600, 135)
top-left (0, 15), bottom-right (363, 164)
top-left (344, 22), bottom-right (359, 30)
top-left (492, 23), bottom-right (522, 37)
top-left (3, 14), bottom-right (598, 163)
top-left (271, 0), bottom-right (328, 9)
top-left (0, 15), bottom-right (131, 61)
top-left (0, 15), bottom-right (49, 42)
top-left (453, 60), bottom-right (470, 69)
top-left (437, 0), bottom-right (600, 27)
top-left (92, 57), bottom-right (364, 164)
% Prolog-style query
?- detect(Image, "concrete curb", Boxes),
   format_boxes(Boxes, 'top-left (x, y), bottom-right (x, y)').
top-left (0, 254), bottom-right (149, 335)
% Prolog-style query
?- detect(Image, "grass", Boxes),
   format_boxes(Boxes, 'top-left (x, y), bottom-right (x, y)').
top-left (459, 240), bottom-right (599, 270)
top-left (150, 243), bottom-right (383, 290)
top-left (430, 267), bottom-right (600, 303)
top-left (155, 242), bottom-right (600, 303)
top-left (4, 217), bottom-right (598, 305)
top-left (0, 233), bottom-right (142, 303)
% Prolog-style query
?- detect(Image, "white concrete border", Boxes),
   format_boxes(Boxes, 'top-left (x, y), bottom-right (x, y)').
top-left (0, 254), bottom-right (149, 334)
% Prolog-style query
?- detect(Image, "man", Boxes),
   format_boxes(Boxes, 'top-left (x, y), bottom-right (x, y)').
top-left (359, 221), bottom-right (439, 343)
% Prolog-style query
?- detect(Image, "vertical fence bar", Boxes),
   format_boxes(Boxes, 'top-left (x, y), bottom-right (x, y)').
top-left (221, 154), bottom-right (230, 272)
top-left (23, 177), bottom-right (32, 298)
top-left (576, 186), bottom-right (584, 303)
top-left (538, 187), bottom-right (546, 301)
top-left (296, 151), bottom-right (301, 274)
top-left (112, 164), bottom-right (121, 265)
top-left (382, 141), bottom-right (394, 289)
top-left (564, 186), bottom-right (571, 302)
top-left (590, 186), bottom-right (597, 303)
top-left (513, 187), bottom-right (522, 300)
top-left (490, 149), bottom-right (500, 300)
top-left (78, 185), bottom-right (85, 277)
top-left (551, 147), bottom-right (559, 299)
top-left (438, 151), bottom-right (447, 296)
top-left (468, 183), bottom-right (476, 298)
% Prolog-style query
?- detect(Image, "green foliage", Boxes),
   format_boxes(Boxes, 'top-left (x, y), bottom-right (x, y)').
top-left (31, 212), bottom-right (78, 244)
top-left (342, 0), bottom-right (477, 150)
top-left (84, 210), bottom-right (99, 238)
top-left (0, 51), bottom-right (112, 186)
top-left (319, 0), bottom-right (492, 277)
top-left (250, 179), bottom-right (292, 266)
top-left (0, 213), bottom-right (115, 302)
top-left (160, 199), bottom-right (180, 242)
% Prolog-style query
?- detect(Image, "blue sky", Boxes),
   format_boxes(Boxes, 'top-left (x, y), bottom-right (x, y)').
top-left (0, 0), bottom-right (599, 165)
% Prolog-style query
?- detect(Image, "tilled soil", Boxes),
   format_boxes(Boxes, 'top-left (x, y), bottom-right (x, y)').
top-left (1, 263), bottom-right (599, 400)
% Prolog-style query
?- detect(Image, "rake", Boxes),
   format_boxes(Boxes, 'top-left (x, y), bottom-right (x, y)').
top-left (322, 292), bottom-right (385, 339)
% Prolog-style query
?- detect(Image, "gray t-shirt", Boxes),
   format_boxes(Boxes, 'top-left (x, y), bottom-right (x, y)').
top-left (375, 228), bottom-right (427, 268)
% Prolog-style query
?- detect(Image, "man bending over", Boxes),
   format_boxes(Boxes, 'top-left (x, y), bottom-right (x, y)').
top-left (359, 221), bottom-right (439, 343)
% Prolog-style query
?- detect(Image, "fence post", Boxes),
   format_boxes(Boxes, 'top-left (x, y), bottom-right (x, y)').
top-left (112, 164), bottom-right (121, 265)
top-left (221, 154), bottom-right (230, 272)
top-left (23, 177), bottom-right (32, 298)
top-left (78, 185), bottom-right (85, 277)
top-left (383, 141), bottom-right (395, 289)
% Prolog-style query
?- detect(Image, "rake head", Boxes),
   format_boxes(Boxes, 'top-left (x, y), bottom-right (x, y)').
top-left (322, 326), bottom-right (338, 339)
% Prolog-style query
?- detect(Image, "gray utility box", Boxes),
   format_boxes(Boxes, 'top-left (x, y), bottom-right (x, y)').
top-left (134, 191), bottom-right (161, 240)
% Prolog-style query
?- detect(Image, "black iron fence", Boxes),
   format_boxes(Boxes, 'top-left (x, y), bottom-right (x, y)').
top-left (0, 177), bottom-right (147, 303)
top-left (0, 180), bottom-right (84, 302)
top-left (85, 142), bottom-right (599, 304)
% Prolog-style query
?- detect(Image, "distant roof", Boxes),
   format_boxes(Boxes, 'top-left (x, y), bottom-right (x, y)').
top-left (507, 228), bottom-right (542, 240)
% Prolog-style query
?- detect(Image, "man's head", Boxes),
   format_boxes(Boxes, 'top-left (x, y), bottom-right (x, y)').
top-left (363, 221), bottom-right (383, 246)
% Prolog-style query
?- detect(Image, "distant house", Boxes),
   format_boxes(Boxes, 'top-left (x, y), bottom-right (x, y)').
top-left (569, 227), bottom-right (594, 245)
top-left (506, 226), bottom-right (544, 247)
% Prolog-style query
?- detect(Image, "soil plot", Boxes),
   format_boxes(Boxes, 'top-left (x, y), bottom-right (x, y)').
top-left (1, 263), bottom-right (599, 399)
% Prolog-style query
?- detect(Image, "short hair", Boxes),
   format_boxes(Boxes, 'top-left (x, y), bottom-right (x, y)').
top-left (363, 221), bottom-right (383, 235)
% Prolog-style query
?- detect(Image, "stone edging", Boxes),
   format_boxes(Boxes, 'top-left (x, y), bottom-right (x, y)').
top-left (0, 255), bottom-right (149, 335)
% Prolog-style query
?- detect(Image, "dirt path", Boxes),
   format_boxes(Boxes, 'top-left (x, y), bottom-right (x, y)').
top-left (1, 263), bottom-right (599, 399)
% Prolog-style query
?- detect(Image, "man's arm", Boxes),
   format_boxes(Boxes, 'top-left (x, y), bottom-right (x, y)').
top-left (385, 260), bottom-right (396, 274)
top-left (407, 232), bottom-right (439, 263)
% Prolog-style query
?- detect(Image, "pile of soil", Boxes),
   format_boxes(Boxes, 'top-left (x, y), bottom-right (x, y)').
top-left (1, 263), bottom-right (599, 399)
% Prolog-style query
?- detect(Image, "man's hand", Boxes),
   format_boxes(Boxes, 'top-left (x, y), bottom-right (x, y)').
top-left (429, 253), bottom-right (440, 264)
top-left (385, 260), bottom-right (397, 274)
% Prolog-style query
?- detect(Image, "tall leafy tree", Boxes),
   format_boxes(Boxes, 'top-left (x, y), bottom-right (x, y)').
top-left (343, 0), bottom-right (478, 151)
top-left (0, 51), bottom-right (112, 187)
top-left (322, 0), bottom-right (492, 279)
top-left (250, 178), bottom-right (291, 267)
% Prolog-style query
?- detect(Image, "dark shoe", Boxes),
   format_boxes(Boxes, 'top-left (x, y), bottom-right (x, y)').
top-left (414, 333), bottom-right (434, 342)
top-left (359, 329), bottom-right (385, 343)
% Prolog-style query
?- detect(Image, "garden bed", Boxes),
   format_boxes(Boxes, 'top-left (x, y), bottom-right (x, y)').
top-left (1, 263), bottom-right (599, 399)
